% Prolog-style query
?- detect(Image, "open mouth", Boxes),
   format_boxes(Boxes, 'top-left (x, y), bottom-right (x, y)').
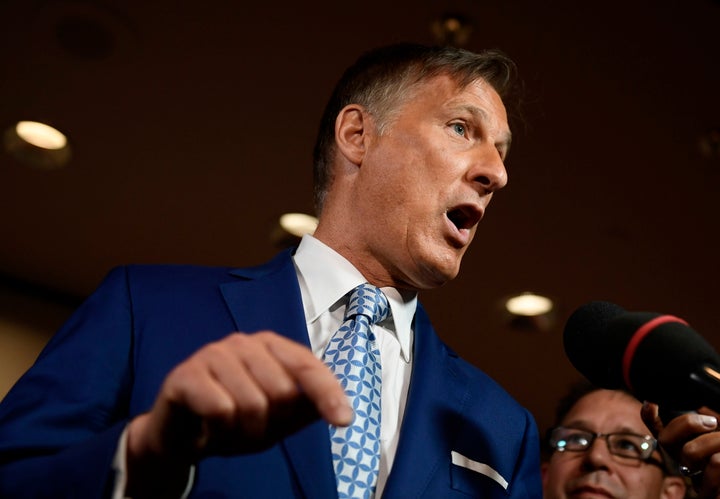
top-left (446, 204), bottom-right (482, 231)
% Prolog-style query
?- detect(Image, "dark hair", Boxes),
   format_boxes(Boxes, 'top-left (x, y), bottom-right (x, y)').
top-left (311, 42), bottom-right (520, 214)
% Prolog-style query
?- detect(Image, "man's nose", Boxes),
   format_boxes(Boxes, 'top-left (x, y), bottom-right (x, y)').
top-left (469, 145), bottom-right (508, 194)
top-left (581, 437), bottom-right (613, 470)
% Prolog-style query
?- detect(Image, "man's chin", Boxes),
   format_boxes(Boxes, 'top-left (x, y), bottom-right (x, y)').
top-left (414, 259), bottom-right (462, 290)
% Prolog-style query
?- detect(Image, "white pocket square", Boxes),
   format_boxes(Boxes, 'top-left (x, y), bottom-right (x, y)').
top-left (451, 451), bottom-right (508, 490)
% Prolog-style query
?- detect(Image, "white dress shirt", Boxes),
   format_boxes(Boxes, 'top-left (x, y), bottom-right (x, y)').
top-left (293, 234), bottom-right (416, 497)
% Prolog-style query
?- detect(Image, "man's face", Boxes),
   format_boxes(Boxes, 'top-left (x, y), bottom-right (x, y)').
top-left (347, 74), bottom-right (510, 290)
top-left (542, 390), bottom-right (684, 499)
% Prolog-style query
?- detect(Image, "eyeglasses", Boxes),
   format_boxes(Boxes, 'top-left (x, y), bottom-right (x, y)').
top-left (548, 426), bottom-right (658, 461)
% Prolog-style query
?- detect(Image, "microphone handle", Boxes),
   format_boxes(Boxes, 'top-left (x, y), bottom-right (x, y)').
top-left (689, 366), bottom-right (720, 414)
top-left (657, 366), bottom-right (720, 425)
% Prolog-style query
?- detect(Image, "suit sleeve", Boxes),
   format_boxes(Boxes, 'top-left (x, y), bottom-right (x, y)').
top-left (508, 407), bottom-right (543, 499)
top-left (0, 267), bottom-right (135, 498)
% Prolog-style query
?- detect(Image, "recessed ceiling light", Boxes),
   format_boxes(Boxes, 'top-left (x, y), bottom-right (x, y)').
top-left (279, 213), bottom-right (318, 237)
top-left (3, 120), bottom-right (71, 170)
top-left (430, 12), bottom-right (473, 47)
top-left (505, 292), bottom-right (554, 317)
top-left (15, 121), bottom-right (67, 150)
top-left (271, 212), bottom-right (319, 249)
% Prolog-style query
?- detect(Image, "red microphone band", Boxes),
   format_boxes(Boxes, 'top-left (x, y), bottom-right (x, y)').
top-left (622, 315), bottom-right (689, 391)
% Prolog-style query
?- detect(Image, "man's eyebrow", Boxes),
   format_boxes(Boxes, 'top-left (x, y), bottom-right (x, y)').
top-left (613, 426), bottom-right (652, 436)
top-left (561, 420), bottom-right (593, 430)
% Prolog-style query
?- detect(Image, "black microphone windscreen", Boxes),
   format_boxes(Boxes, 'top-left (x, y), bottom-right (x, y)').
top-left (564, 300), bottom-right (720, 410)
top-left (563, 301), bottom-right (627, 389)
top-left (607, 311), bottom-right (720, 408)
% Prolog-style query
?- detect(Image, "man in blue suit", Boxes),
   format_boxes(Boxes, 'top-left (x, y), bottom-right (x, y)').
top-left (0, 43), bottom-right (542, 498)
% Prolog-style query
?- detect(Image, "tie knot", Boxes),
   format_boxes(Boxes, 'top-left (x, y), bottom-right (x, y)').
top-left (345, 283), bottom-right (390, 325)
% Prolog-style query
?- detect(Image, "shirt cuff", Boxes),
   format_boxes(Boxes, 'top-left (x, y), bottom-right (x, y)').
top-left (112, 424), bottom-right (196, 499)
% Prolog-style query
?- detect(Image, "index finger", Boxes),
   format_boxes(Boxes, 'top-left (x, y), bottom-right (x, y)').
top-left (258, 332), bottom-right (353, 427)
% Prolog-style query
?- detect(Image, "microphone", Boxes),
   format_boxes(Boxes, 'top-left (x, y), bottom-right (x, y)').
top-left (563, 301), bottom-right (720, 420)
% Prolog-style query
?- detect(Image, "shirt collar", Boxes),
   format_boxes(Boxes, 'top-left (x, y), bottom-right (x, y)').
top-left (293, 234), bottom-right (416, 362)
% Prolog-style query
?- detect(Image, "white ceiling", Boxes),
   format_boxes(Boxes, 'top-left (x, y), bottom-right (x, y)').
top-left (1, 0), bottom-right (719, 432)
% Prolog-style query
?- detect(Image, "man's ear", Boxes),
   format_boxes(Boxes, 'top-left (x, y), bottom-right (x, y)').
top-left (335, 104), bottom-right (369, 166)
top-left (660, 475), bottom-right (687, 499)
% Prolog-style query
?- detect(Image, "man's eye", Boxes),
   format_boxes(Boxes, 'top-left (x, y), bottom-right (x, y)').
top-left (452, 123), bottom-right (466, 136)
top-left (615, 437), bottom-right (641, 452)
top-left (566, 433), bottom-right (590, 446)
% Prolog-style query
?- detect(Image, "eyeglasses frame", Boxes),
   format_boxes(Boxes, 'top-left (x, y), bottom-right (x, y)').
top-left (547, 426), bottom-right (664, 468)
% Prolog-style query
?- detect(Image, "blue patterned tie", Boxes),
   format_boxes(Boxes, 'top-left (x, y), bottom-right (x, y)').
top-left (324, 283), bottom-right (390, 499)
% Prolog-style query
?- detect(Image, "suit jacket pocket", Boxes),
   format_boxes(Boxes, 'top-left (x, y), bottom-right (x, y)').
top-left (450, 461), bottom-right (509, 497)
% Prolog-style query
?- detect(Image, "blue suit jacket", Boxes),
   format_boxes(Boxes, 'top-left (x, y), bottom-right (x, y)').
top-left (0, 249), bottom-right (541, 498)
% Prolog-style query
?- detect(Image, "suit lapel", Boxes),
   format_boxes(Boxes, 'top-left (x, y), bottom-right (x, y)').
top-left (221, 249), bottom-right (310, 346)
top-left (219, 250), bottom-right (337, 498)
top-left (382, 305), bottom-right (470, 498)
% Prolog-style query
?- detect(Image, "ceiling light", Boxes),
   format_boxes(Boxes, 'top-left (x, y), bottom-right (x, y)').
top-left (505, 292), bottom-right (554, 316)
top-left (430, 12), bottom-right (473, 47)
top-left (15, 121), bottom-right (67, 150)
top-left (504, 292), bottom-right (555, 332)
top-left (271, 212), bottom-right (319, 249)
top-left (279, 213), bottom-right (318, 237)
top-left (4, 120), bottom-right (71, 170)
